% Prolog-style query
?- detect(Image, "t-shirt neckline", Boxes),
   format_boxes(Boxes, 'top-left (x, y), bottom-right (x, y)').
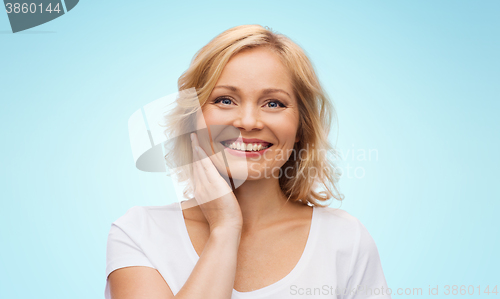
top-left (175, 200), bottom-right (320, 297)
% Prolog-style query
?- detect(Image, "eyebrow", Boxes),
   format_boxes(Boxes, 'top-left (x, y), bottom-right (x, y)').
top-left (213, 85), bottom-right (291, 98)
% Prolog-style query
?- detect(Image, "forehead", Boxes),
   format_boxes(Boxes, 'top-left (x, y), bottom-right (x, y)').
top-left (216, 47), bottom-right (293, 92)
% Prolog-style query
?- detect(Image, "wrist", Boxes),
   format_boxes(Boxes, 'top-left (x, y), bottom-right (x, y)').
top-left (210, 224), bottom-right (242, 240)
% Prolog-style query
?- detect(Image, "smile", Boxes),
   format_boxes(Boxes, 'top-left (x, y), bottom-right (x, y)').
top-left (220, 140), bottom-right (273, 152)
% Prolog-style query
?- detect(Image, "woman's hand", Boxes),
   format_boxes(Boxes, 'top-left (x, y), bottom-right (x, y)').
top-left (190, 133), bottom-right (243, 232)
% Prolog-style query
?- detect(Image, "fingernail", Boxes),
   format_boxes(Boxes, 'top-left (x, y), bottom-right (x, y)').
top-left (196, 146), bottom-right (204, 156)
top-left (190, 133), bottom-right (194, 142)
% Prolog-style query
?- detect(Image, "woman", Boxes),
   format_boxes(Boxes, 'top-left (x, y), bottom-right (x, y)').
top-left (105, 25), bottom-right (390, 299)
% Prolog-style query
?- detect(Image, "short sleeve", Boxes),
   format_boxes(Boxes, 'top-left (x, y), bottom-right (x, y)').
top-left (343, 220), bottom-right (391, 299)
top-left (105, 206), bottom-right (156, 279)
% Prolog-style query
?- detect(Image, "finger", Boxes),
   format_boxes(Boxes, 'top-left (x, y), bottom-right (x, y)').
top-left (192, 133), bottom-right (231, 198)
top-left (191, 133), bottom-right (199, 163)
top-left (193, 159), bottom-right (210, 186)
top-left (191, 137), bottom-right (207, 189)
top-left (191, 150), bottom-right (211, 206)
top-left (191, 132), bottom-right (199, 148)
top-left (192, 134), bottom-right (214, 178)
top-left (191, 138), bottom-right (210, 188)
top-left (191, 141), bottom-right (201, 187)
top-left (196, 146), bottom-right (232, 194)
top-left (196, 146), bottom-right (217, 180)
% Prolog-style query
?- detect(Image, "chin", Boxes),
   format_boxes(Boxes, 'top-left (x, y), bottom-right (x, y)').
top-left (227, 164), bottom-right (281, 181)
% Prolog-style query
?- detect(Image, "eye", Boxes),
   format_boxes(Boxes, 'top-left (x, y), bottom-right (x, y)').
top-left (265, 100), bottom-right (286, 108)
top-left (213, 96), bottom-right (234, 105)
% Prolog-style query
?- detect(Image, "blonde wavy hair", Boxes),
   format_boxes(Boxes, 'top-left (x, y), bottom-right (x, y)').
top-left (163, 24), bottom-right (344, 207)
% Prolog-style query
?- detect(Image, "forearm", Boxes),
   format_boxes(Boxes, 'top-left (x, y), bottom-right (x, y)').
top-left (174, 226), bottom-right (241, 299)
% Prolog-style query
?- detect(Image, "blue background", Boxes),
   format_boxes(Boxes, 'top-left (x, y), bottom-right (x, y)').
top-left (1, 1), bottom-right (498, 298)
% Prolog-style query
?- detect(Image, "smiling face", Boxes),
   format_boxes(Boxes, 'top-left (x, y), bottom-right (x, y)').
top-left (195, 46), bottom-right (301, 181)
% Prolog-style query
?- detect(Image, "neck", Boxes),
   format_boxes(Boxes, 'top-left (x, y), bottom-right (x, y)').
top-left (232, 177), bottom-right (293, 232)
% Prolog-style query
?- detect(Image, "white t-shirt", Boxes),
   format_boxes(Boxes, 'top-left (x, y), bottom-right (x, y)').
top-left (105, 201), bottom-right (391, 298)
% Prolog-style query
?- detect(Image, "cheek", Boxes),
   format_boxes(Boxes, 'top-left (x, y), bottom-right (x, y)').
top-left (269, 112), bottom-right (300, 142)
top-left (196, 108), bottom-right (226, 130)
top-left (195, 109), bottom-right (234, 150)
top-left (194, 111), bottom-right (214, 153)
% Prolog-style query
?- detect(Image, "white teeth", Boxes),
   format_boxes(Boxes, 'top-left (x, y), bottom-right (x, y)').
top-left (223, 141), bottom-right (271, 152)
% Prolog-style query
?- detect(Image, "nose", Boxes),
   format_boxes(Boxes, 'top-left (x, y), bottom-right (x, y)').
top-left (233, 102), bottom-right (264, 132)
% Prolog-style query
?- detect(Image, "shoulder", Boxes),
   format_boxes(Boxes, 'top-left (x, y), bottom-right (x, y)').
top-left (317, 209), bottom-right (391, 295)
top-left (317, 205), bottom-right (357, 220)
top-left (316, 205), bottom-right (364, 232)
top-left (315, 206), bottom-right (378, 253)
top-left (111, 202), bottom-right (180, 232)
top-left (112, 206), bottom-right (146, 225)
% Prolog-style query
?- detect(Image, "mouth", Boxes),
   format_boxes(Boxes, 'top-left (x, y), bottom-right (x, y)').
top-left (220, 138), bottom-right (273, 152)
